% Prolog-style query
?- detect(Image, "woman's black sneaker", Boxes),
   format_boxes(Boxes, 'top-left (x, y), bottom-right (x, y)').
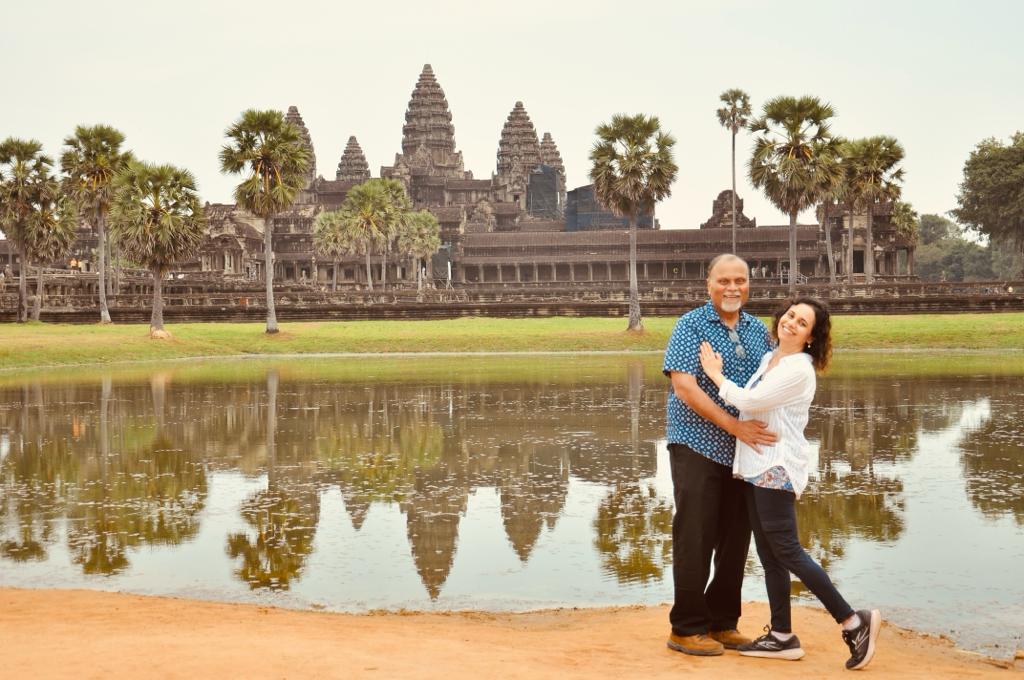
top-left (737, 628), bottom-right (805, 660)
top-left (842, 609), bottom-right (881, 670)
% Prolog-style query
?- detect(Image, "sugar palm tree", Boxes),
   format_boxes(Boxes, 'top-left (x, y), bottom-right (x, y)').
top-left (108, 161), bottom-right (206, 336)
top-left (335, 179), bottom-right (410, 291)
top-left (60, 125), bottom-right (132, 324)
top-left (25, 177), bottom-right (77, 320)
top-left (313, 208), bottom-right (363, 291)
top-left (0, 138), bottom-right (52, 323)
top-left (839, 136), bottom-right (905, 284)
top-left (890, 200), bottom-right (918, 242)
top-left (810, 137), bottom-right (845, 285)
top-left (396, 209), bottom-right (441, 290)
top-left (590, 114), bottom-right (677, 331)
top-left (377, 179), bottom-right (411, 289)
top-left (219, 109), bottom-right (310, 333)
top-left (749, 95), bottom-right (836, 293)
top-left (716, 89), bottom-right (752, 255)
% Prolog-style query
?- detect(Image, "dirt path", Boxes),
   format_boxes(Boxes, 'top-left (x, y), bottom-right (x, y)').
top-left (0, 588), bottom-right (1012, 679)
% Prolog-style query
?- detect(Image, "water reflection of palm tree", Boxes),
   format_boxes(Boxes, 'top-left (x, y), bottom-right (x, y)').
top-left (593, 482), bottom-right (673, 584)
top-left (66, 376), bottom-right (207, 574)
top-left (226, 369), bottom-right (321, 590)
top-left (796, 471), bottom-right (905, 572)
top-left (0, 384), bottom-right (73, 561)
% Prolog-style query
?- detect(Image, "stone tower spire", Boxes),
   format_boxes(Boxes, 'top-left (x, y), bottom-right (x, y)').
top-left (336, 136), bottom-right (370, 182)
top-left (496, 102), bottom-right (542, 183)
top-left (285, 105), bottom-right (316, 186)
top-left (539, 132), bottom-right (565, 179)
top-left (398, 64), bottom-right (466, 178)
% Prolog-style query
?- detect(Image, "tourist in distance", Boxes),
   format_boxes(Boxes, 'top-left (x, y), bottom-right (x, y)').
top-left (662, 253), bottom-right (775, 657)
top-left (698, 296), bottom-right (881, 670)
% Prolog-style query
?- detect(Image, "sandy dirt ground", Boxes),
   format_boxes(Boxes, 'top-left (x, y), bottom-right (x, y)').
top-left (1, 588), bottom-right (1016, 679)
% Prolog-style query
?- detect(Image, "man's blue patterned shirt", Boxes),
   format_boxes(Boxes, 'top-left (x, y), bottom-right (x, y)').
top-left (662, 301), bottom-right (772, 466)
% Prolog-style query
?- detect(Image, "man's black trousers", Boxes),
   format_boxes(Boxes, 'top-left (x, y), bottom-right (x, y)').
top-left (668, 443), bottom-right (751, 636)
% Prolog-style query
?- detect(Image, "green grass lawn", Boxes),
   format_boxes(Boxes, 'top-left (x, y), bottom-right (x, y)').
top-left (1, 313), bottom-right (1022, 372)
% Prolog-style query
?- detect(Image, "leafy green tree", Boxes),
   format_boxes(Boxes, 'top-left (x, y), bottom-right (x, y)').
top-left (60, 125), bottom-right (132, 324)
top-left (839, 136), bottom-right (905, 284)
top-left (396, 209), bottom-right (441, 290)
top-left (716, 88), bottom-right (752, 255)
top-left (219, 109), bottom-right (311, 333)
top-left (915, 236), bottom-right (994, 282)
top-left (108, 162), bottom-right (206, 335)
top-left (952, 132), bottom-right (1024, 257)
top-left (25, 177), bottom-right (76, 320)
top-left (920, 214), bottom-right (957, 245)
top-left (0, 138), bottom-right (52, 322)
top-left (749, 96), bottom-right (836, 292)
top-left (989, 237), bottom-right (1024, 279)
top-left (590, 114), bottom-right (677, 331)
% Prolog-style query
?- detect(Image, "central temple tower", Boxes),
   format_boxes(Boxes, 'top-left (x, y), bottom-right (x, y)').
top-left (384, 64), bottom-right (468, 182)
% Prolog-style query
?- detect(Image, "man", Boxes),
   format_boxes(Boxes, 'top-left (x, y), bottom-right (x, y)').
top-left (663, 254), bottom-right (775, 656)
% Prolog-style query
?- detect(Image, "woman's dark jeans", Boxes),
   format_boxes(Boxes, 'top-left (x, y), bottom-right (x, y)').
top-left (745, 483), bottom-right (855, 632)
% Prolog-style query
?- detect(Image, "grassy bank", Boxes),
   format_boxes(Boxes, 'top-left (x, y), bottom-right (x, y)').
top-left (1, 313), bottom-right (1022, 371)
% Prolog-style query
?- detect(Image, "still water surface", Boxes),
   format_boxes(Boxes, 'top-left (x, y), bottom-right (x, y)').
top-left (0, 356), bottom-right (1021, 657)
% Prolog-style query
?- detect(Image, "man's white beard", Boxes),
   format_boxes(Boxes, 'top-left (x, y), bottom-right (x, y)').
top-left (721, 298), bottom-right (742, 313)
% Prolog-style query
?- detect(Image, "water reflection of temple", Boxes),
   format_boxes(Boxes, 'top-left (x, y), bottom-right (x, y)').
top-left (5, 369), bottom-right (1019, 599)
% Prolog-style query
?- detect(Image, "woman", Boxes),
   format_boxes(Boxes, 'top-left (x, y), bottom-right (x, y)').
top-left (698, 297), bottom-right (880, 670)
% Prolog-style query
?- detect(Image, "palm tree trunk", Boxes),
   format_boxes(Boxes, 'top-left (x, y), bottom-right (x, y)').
top-left (266, 369), bottom-right (278, 486)
top-left (846, 208), bottom-right (855, 285)
top-left (31, 263), bottom-right (44, 321)
top-left (627, 213), bottom-right (642, 332)
top-left (96, 206), bottom-right (111, 323)
top-left (364, 251), bottom-right (374, 291)
top-left (105, 233), bottom-right (113, 296)
top-left (16, 244), bottom-right (27, 323)
top-left (113, 242), bottom-right (121, 295)
top-left (415, 257), bottom-right (422, 291)
top-left (865, 203), bottom-right (875, 284)
top-left (264, 216), bottom-right (278, 334)
top-left (332, 258), bottom-right (338, 292)
top-left (731, 131), bottom-right (737, 255)
top-left (151, 265), bottom-right (164, 333)
top-left (788, 209), bottom-right (798, 294)
top-left (382, 249), bottom-right (388, 290)
top-left (822, 205), bottom-right (836, 284)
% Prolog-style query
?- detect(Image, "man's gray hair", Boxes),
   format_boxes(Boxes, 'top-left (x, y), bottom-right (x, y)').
top-left (706, 253), bottom-right (749, 279)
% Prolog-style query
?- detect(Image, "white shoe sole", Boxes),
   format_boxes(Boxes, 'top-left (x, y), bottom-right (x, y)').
top-left (848, 609), bottom-right (881, 670)
top-left (739, 648), bottom-right (805, 660)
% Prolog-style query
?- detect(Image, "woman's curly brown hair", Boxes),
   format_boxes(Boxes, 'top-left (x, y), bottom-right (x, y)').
top-left (771, 297), bottom-right (833, 372)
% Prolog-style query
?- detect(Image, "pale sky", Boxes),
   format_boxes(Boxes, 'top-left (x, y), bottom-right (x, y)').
top-left (2, 0), bottom-right (1021, 231)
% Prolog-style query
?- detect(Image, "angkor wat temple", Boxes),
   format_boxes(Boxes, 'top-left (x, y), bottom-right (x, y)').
top-left (0, 64), bottom-right (916, 291)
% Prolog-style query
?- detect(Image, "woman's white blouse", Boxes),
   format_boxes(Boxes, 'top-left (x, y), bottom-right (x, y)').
top-left (718, 351), bottom-right (817, 496)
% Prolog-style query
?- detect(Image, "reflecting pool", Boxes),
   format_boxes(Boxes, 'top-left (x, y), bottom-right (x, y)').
top-left (0, 355), bottom-right (1021, 657)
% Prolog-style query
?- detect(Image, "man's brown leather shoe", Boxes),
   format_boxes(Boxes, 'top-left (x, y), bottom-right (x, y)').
top-left (667, 633), bottom-right (725, 656)
top-left (709, 628), bottom-right (752, 649)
